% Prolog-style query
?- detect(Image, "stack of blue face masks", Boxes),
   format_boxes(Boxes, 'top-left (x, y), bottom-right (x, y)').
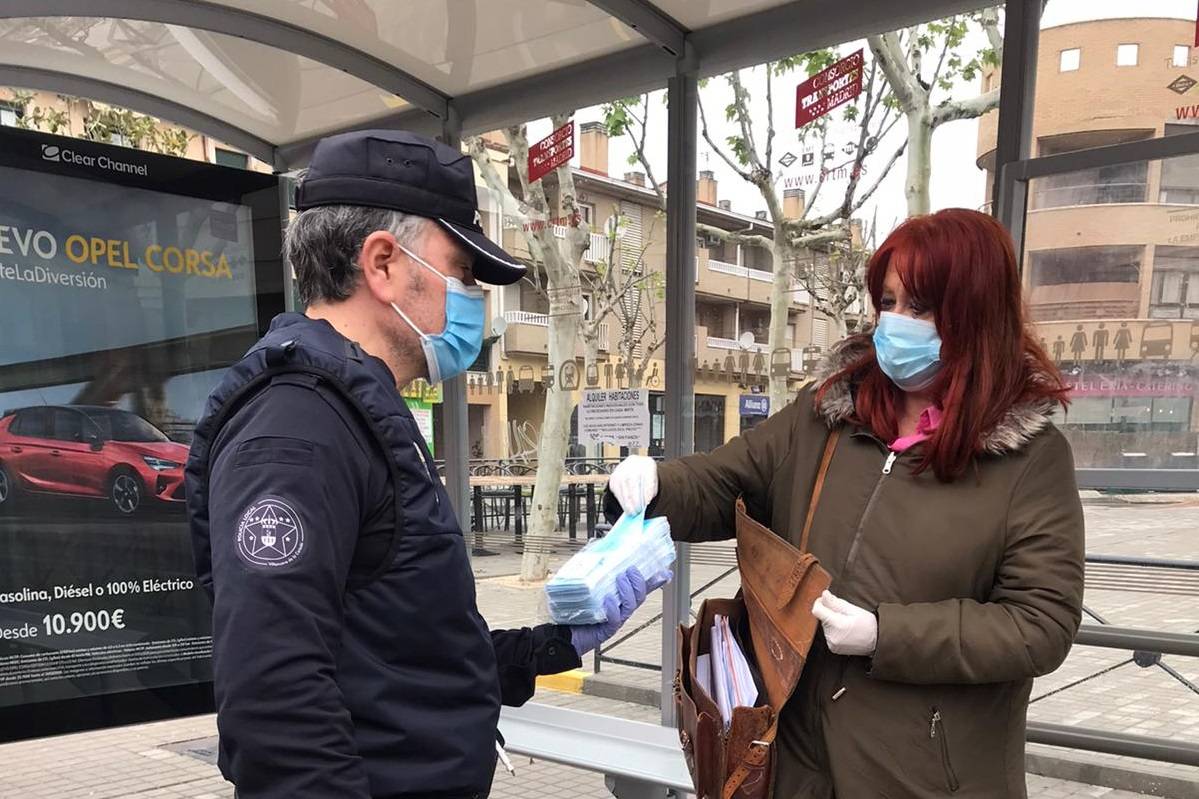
top-left (545, 511), bottom-right (676, 625)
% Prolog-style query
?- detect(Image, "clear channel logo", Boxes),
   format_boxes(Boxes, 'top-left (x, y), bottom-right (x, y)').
top-left (39, 142), bottom-right (148, 176)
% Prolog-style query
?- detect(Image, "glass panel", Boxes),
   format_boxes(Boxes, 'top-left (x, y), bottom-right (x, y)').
top-left (1024, 154), bottom-right (1199, 470)
top-left (0, 125), bottom-right (282, 724)
top-left (203, 0), bottom-right (645, 97)
top-left (0, 17), bottom-right (409, 144)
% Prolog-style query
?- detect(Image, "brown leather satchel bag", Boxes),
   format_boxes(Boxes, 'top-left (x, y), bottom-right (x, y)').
top-left (674, 431), bottom-right (839, 799)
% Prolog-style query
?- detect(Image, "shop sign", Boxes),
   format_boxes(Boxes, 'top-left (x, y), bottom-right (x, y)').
top-left (579, 388), bottom-right (649, 448)
top-left (739, 394), bottom-right (770, 416)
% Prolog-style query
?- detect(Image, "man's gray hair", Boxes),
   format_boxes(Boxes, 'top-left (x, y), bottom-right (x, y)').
top-left (284, 203), bottom-right (429, 306)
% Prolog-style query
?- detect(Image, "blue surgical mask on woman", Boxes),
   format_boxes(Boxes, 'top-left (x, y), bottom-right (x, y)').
top-left (390, 244), bottom-right (485, 384)
top-left (873, 311), bottom-right (943, 392)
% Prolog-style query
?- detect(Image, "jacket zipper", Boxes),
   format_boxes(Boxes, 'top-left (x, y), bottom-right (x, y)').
top-left (412, 442), bottom-right (440, 506)
top-left (930, 708), bottom-right (961, 793)
top-left (841, 449), bottom-right (897, 577)
top-left (830, 448), bottom-right (897, 702)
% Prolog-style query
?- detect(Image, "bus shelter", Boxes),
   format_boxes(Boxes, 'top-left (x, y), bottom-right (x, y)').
top-left (1, 1), bottom-right (1197, 794)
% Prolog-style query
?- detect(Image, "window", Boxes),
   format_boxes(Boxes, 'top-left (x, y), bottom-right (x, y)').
top-left (1161, 125), bottom-right (1199, 203)
top-left (0, 102), bottom-right (20, 127)
top-left (109, 133), bottom-right (133, 148)
top-left (1116, 44), bottom-right (1139, 67)
top-left (50, 409), bottom-right (83, 442)
top-left (576, 202), bottom-right (595, 226)
top-left (1175, 45), bottom-right (1191, 68)
top-left (695, 395), bottom-right (726, 453)
top-left (1031, 160), bottom-right (1147, 208)
top-left (1028, 246), bottom-right (1142, 287)
top-left (1150, 246), bottom-right (1199, 318)
top-left (10, 408), bottom-right (49, 438)
top-left (1060, 48), bottom-right (1081, 72)
top-left (215, 148), bottom-right (249, 169)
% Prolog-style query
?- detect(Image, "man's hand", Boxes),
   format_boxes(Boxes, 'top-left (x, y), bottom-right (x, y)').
top-left (812, 590), bottom-right (878, 657)
top-left (570, 567), bottom-right (671, 656)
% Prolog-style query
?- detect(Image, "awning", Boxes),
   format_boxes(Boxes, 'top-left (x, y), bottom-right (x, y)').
top-left (0, 0), bottom-right (986, 168)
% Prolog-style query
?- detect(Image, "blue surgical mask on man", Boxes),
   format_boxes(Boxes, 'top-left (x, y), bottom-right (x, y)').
top-left (873, 311), bottom-right (943, 392)
top-left (390, 243), bottom-right (484, 384)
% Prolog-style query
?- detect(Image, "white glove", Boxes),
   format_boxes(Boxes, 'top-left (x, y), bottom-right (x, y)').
top-left (812, 590), bottom-right (878, 657)
top-left (608, 455), bottom-right (659, 515)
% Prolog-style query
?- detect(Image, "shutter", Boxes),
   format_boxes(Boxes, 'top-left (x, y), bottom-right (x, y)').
top-left (619, 202), bottom-right (648, 360)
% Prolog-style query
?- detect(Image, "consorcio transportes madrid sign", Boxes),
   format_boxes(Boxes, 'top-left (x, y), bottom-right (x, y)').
top-left (528, 121), bottom-right (574, 183)
top-left (796, 49), bottom-right (864, 128)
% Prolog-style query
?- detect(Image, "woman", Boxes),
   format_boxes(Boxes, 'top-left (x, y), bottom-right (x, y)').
top-left (607, 208), bottom-right (1084, 798)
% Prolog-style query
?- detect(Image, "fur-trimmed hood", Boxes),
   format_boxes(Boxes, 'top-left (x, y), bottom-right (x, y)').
top-left (814, 335), bottom-right (1059, 455)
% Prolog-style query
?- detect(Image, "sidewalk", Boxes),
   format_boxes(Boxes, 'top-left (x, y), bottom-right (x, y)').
top-left (0, 497), bottom-right (1194, 798)
top-left (0, 691), bottom-right (1168, 799)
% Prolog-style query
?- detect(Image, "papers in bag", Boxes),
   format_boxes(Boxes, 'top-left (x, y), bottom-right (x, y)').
top-left (695, 614), bottom-right (758, 729)
top-left (544, 511), bottom-right (676, 625)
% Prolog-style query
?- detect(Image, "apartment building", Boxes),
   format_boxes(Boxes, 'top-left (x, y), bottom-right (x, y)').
top-left (978, 17), bottom-right (1199, 467)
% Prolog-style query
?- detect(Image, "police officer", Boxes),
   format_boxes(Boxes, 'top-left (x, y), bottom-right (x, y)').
top-left (185, 130), bottom-right (664, 799)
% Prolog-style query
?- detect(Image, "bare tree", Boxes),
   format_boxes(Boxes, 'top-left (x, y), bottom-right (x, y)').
top-left (467, 125), bottom-right (664, 580)
top-left (868, 8), bottom-right (1003, 215)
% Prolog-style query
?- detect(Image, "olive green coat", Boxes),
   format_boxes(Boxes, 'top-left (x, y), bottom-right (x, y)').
top-left (652, 342), bottom-right (1085, 798)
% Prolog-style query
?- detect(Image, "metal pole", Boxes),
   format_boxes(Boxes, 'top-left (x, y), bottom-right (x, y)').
top-left (991, 0), bottom-right (1040, 238)
top-left (439, 106), bottom-right (472, 532)
top-left (661, 46), bottom-right (698, 728)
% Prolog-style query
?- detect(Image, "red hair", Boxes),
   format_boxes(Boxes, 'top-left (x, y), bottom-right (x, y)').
top-left (815, 208), bottom-right (1068, 481)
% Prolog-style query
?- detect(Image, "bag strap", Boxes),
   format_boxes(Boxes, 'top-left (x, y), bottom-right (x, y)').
top-left (798, 430), bottom-right (840, 554)
top-left (721, 719), bottom-right (777, 799)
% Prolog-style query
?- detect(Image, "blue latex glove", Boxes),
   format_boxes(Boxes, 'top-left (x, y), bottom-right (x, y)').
top-left (570, 566), bottom-right (672, 657)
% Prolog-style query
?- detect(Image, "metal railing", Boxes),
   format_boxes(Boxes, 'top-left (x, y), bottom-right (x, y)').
top-left (585, 232), bottom-right (611, 264)
top-left (705, 335), bottom-right (768, 352)
top-left (707, 258), bottom-right (774, 284)
top-left (591, 552), bottom-right (1199, 767)
top-left (502, 310), bottom-right (609, 342)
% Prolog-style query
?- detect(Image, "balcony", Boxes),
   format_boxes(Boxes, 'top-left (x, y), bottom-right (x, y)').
top-left (693, 325), bottom-right (805, 377)
top-left (584, 232), bottom-right (611, 264)
top-left (502, 310), bottom-right (609, 357)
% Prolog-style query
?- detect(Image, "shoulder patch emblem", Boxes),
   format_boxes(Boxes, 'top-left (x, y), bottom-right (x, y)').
top-left (237, 496), bottom-right (305, 568)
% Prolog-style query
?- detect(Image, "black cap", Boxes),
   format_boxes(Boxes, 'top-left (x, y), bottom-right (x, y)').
top-left (294, 129), bottom-right (526, 286)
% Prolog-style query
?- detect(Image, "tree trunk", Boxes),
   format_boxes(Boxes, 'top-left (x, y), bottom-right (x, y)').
top-left (905, 110), bottom-right (934, 217)
top-left (767, 236), bottom-right (790, 415)
top-left (521, 282), bottom-right (580, 582)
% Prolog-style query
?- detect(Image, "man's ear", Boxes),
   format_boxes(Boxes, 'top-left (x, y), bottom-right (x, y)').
top-left (359, 230), bottom-right (402, 303)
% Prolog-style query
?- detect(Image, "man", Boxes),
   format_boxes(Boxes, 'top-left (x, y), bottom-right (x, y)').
top-left (185, 130), bottom-right (661, 799)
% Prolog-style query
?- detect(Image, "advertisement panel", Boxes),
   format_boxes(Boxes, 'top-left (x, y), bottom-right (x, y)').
top-left (0, 126), bottom-right (284, 740)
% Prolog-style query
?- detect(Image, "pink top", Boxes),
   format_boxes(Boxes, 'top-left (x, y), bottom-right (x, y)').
top-left (890, 406), bottom-right (943, 453)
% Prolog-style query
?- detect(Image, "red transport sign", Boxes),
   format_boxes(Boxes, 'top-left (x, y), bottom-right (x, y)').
top-left (795, 49), bottom-right (864, 128)
top-left (528, 121), bottom-right (574, 183)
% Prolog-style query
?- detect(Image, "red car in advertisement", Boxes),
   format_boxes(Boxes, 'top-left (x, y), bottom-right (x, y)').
top-left (0, 406), bottom-right (188, 515)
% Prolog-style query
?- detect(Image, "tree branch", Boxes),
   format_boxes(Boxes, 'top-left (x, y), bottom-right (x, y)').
top-left (728, 70), bottom-right (764, 173)
top-left (765, 63), bottom-right (775, 173)
top-left (698, 222), bottom-right (774, 252)
top-left (698, 93), bottom-right (753, 181)
top-left (981, 6), bottom-right (1003, 61)
top-left (932, 87), bottom-right (1000, 126)
top-left (868, 32), bottom-right (923, 112)
top-left (790, 227), bottom-right (850, 251)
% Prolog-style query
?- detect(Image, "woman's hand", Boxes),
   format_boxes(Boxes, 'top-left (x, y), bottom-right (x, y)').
top-left (812, 590), bottom-right (878, 657)
top-left (608, 455), bottom-right (659, 515)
